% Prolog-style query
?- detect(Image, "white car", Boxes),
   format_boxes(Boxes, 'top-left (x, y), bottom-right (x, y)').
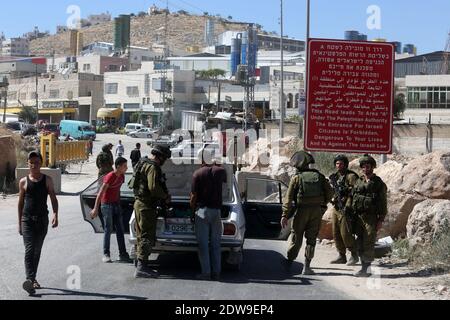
top-left (125, 123), bottom-right (144, 134)
top-left (171, 140), bottom-right (221, 159)
top-left (128, 128), bottom-right (160, 139)
top-left (80, 160), bottom-right (290, 271)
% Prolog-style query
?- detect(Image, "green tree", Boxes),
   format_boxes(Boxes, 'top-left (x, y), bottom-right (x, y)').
top-left (394, 94), bottom-right (406, 119)
top-left (196, 69), bottom-right (226, 79)
top-left (18, 106), bottom-right (37, 123)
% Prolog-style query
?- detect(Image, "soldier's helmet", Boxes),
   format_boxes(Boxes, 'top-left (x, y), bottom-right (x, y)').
top-left (359, 154), bottom-right (377, 168)
top-left (152, 145), bottom-right (172, 160)
top-left (290, 151), bottom-right (315, 169)
top-left (334, 154), bottom-right (349, 168)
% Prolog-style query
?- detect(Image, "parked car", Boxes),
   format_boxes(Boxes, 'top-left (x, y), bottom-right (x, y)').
top-left (40, 123), bottom-right (60, 138)
top-left (5, 121), bottom-right (26, 135)
top-left (147, 135), bottom-right (180, 149)
top-left (171, 140), bottom-right (221, 159)
top-left (128, 127), bottom-right (160, 139)
top-left (125, 123), bottom-right (145, 135)
top-left (60, 120), bottom-right (96, 141)
top-left (80, 160), bottom-right (289, 270)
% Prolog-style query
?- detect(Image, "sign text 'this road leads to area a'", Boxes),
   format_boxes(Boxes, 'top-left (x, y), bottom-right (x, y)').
top-left (305, 39), bottom-right (395, 154)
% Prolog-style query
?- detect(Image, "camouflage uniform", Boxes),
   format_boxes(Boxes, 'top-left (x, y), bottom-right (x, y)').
top-left (282, 151), bottom-right (333, 275)
top-left (132, 159), bottom-right (169, 261)
top-left (329, 168), bottom-right (359, 264)
top-left (352, 175), bottom-right (387, 263)
top-left (351, 154), bottom-right (388, 277)
top-left (96, 146), bottom-right (114, 178)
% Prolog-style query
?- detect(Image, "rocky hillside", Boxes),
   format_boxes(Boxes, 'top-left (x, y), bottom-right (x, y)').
top-left (30, 13), bottom-right (249, 56)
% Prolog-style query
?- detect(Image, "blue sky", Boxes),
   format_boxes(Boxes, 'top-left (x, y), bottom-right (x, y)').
top-left (0, 0), bottom-right (449, 54)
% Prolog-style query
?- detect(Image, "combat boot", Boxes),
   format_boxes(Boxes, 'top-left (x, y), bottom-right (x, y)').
top-left (135, 260), bottom-right (159, 279)
top-left (355, 263), bottom-right (371, 278)
top-left (330, 254), bottom-right (347, 264)
top-left (347, 252), bottom-right (360, 266)
top-left (303, 259), bottom-right (316, 276)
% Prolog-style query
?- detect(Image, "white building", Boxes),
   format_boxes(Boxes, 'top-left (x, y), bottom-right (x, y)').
top-left (403, 75), bottom-right (450, 124)
top-left (168, 50), bottom-right (305, 80)
top-left (48, 55), bottom-right (129, 75)
top-left (6, 72), bottom-right (104, 123)
top-left (269, 65), bottom-right (305, 119)
top-left (81, 42), bottom-right (159, 70)
top-left (1, 38), bottom-right (29, 57)
top-left (104, 61), bottom-right (195, 127)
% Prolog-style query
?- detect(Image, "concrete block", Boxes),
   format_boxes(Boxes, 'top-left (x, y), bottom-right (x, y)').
top-left (15, 168), bottom-right (62, 194)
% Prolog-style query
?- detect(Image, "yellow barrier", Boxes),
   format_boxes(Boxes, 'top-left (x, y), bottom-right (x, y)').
top-left (40, 134), bottom-right (88, 168)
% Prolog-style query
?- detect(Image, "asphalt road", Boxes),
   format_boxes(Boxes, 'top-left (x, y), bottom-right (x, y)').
top-left (0, 194), bottom-right (351, 300)
top-left (0, 133), bottom-right (352, 300)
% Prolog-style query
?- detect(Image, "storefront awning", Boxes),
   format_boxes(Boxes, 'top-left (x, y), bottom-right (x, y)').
top-left (97, 108), bottom-right (123, 119)
top-left (38, 108), bottom-right (77, 115)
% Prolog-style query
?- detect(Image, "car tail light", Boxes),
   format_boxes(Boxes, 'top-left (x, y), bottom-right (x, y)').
top-left (223, 223), bottom-right (236, 236)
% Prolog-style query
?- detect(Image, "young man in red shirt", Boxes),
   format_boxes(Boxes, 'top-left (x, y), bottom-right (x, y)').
top-left (91, 157), bottom-right (132, 263)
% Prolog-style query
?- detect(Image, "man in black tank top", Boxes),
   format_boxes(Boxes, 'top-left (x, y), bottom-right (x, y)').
top-left (18, 152), bottom-right (59, 295)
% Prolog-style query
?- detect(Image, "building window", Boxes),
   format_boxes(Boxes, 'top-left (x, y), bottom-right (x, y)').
top-left (407, 87), bottom-right (450, 109)
top-left (126, 86), bottom-right (139, 97)
top-left (105, 83), bottom-right (118, 94)
top-left (49, 89), bottom-right (60, 99)
top-left (108, 65), bottom-right (118, 71)
top-left (83, 64), bottom-right (91, 72)
top-left (31, 92), bottom-right (37, 99)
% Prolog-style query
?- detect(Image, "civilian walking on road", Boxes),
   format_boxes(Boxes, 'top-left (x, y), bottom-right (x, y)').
top-left (91, 157), bottom-right (133, 264)
top-left (116, 140), bottom-right (125, 157)
top-left (18, 151), bottom-right (59, 295)
top-left (190, 148), bottom-right (227, 281)
top-left (130, 143), bottom-right (142, 169)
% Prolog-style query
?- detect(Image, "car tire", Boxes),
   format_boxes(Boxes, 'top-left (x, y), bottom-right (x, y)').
top-left (131, 134), bottom-right (136, 138)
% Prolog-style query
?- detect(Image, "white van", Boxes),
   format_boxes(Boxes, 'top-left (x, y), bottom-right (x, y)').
top-left (125, 123), bottom-right (144, 135)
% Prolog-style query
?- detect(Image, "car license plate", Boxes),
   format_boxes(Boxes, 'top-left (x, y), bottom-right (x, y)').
top-left (165, 223), bottom-right (195, 234)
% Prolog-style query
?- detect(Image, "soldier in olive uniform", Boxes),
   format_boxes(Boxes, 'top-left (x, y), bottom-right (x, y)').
top-left (96, 144), bottom-right (114, 178)
top-left (329, 155), bottom-right (360, 266)
top-left (281, 151), bottom-right (333, 275)
top-left (351, 154), bottom-right (387, 277)
top-left (129, 145), bottom-right (172, 278)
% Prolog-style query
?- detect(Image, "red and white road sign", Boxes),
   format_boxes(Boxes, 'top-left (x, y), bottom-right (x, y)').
top-left (305, 39), bottom-right (395, 154)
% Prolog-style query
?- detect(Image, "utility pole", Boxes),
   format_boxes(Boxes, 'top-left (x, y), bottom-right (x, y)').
top-left (35, 64), bottom-right (39, 121)
top-left (280, 0), bottom-right (285, 138)
top-left (1, 77), bottom-right (9, 124)
top-left (302, 0), bottom-right (310, 140)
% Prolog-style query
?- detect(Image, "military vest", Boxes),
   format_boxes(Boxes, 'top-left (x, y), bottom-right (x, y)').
top-left (128, 158), bottom-right (157, 201)
top-left (296, 170), bottom-right (326, 206)
top-left (352, 175), bottom-right (383, 215)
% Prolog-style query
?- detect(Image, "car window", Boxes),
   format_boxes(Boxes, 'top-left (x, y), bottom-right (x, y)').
top-left (120, 174), bottom-right (134, 197)
top-left (246, 178), bottom-right (283, 203)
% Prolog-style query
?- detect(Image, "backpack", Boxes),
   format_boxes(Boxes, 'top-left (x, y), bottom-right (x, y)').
top-left (296, 170), bottom-right (325, 206)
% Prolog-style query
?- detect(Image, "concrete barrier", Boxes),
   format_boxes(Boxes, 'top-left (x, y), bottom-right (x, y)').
top-left (15, 168), bottom-right (62, 194)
